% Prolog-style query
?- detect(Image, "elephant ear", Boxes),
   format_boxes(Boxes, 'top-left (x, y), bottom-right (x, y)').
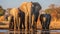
top-left (19, 2), bottom-right (32, 16)
top-left (10, 8), bottom-right (19, 17)
top-left (19, 2), bottom-right (28, 13)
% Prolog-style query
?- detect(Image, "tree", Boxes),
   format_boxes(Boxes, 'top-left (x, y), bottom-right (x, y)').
top-left (55, 7), bottom-right (60, 20)
top-left (0, 6), bottom-right (5, 16)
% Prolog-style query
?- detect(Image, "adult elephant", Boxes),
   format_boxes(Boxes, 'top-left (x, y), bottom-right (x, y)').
top-left (19, 2), bottom-right (42, 31)
top-left (31, 2), bottom-right (42, 31)
top-left (9, 2), bottom-right (32, 30)
top-left (9, 8), bottom-right (19, 30)
top-left (19, 2), bottom-right (32, 30)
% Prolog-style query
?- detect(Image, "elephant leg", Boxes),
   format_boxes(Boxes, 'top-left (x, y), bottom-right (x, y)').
top-left (9, 16), bottom-right (14, 30)
top-left (40, 14), bottom-right (46, 30)
top-left (32, 13), bottom-right (39, 32)
top-left (27, 16), bottom-right (29, 30)
top-left (22, 15), bottom-right (25, 29)
top-left (45, 15), bottom-right (51, 30)
top-left (9, 22), bottom-right (14, 30)
top-left (14, 17), bottom-right (16, 30)
top-left (20, 18), bottom-right (23, 29)
top-left (16, 18), bottom-right (18, 30)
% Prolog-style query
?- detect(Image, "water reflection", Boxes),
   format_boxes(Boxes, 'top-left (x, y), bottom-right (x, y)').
top-left (9, 29), bottom-right (50, 34)
top-left (9, 29), bottom-right (25, 34)
top-left (0, 30), bottom-right (60, 34)
top-left (41, 30), bottom-right (50, 34)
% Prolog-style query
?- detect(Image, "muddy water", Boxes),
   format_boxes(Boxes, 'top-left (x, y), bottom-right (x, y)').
top-left (0, 30), bottom-right (60, 34)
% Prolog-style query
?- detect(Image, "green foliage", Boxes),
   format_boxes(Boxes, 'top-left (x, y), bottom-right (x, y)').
top-left (0, 6), bottom-right (5, 16)
top-left (45, 9), bottom-right (52, 14)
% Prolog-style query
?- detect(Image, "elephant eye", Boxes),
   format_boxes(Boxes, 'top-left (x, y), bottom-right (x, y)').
top-left (32, 5), bottom-right (34, 7)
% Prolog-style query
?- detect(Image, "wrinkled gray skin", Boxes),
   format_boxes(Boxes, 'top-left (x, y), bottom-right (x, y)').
top-left (31, 2), bottom-right (42, 31)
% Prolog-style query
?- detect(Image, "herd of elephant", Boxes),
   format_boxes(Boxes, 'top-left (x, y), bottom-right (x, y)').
top-left (9, 2), bottom-right (51, 31)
